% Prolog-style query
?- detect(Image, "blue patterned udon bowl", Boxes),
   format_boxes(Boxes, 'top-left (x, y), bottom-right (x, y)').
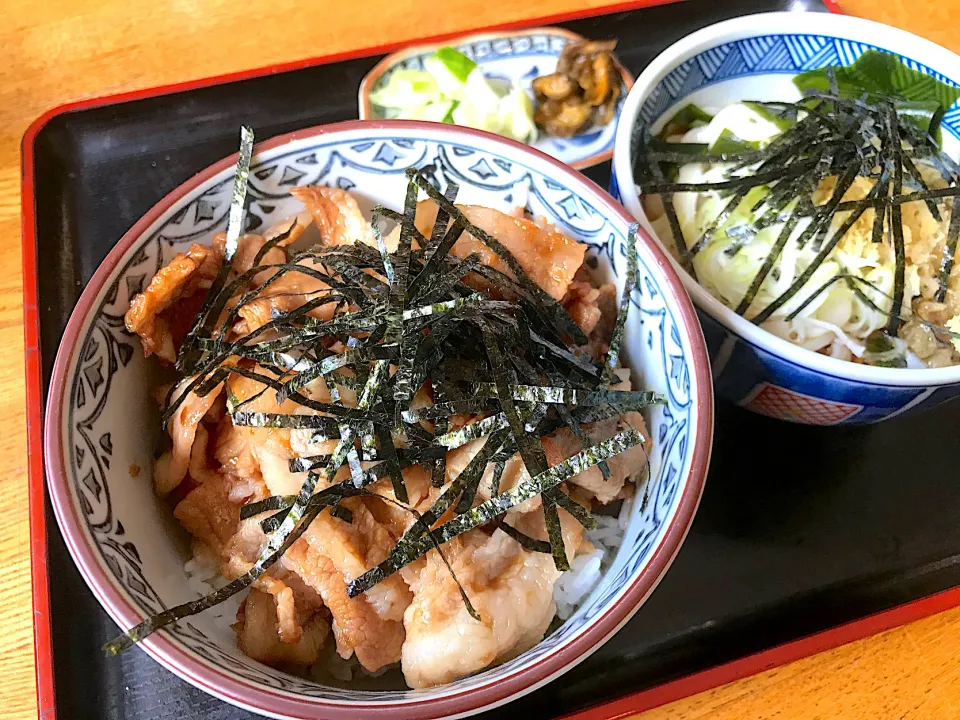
top-left (44, 121), bottom-right (712, 719)
top-left (612, 12), bottom-right (960, 425)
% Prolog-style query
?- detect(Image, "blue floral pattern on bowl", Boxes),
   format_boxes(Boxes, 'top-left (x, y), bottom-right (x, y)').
top-left (612, 15), bottom-right (960, 425)
top-left (359, 28), bottom-right (633, 170)
top-left (49, 123), bottom-right (709, 714)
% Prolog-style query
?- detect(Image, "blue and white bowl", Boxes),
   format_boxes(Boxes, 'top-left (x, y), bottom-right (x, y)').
top-left (359, 28), bottom-right (633, 170)
top-left (612, 12), bottom-right (960, 425)
top-left (44, 120), bottom-right (712, 719)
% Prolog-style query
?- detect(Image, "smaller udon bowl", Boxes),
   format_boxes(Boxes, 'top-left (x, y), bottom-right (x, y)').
top-left (612, 12), bottom-right (960, 425)
top-left (44, 120), bottom-right (712, 719)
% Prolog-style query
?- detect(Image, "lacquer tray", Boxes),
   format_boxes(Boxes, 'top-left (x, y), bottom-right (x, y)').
top-left (26, 1), bottom-right (960, 718)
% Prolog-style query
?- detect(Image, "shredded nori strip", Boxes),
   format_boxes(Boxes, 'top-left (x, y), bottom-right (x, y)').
top-left (553, 397), bottom-right (609, 481)
top-left (225, 126), bottom-right (255, 260)
top-left (374, 422), bottom-right (407, 503)
top-left (646, 155), bottom-right (695, 278)
top-left (230, 412), bottom-right (344, 431)
top-left (529, 330), bottom-right (601, 378)
top-left (641, 159), bottom-right (819, 195)
top-left (481, 325), bottom-right (560, 563)
top-left (423, 182), bottom-right (461, 255)
top-left (370, 208), bottom-right (395, 286)
top-left (240, 494), bottom-right (296, 520)
top-left (785, 273), bottom-right (843, 321)
top-left (601, 226), bottom-right (640, 386)
top-left (498, 521), bottom-right (552, 553)
top-left (409, 219), bottom-right (467, 300)
top-left (937, 198), bottom-right (960, 301)
top-left (687, 186), bottom-right (753, 258)
top-left (402, 397), bottom-right (496, 422)
top-left (176, 126), bottom-right (255, 373)
top-left (453, 428), bottom-right (509, 515)
top-left (429, 365), bottom-right (449, 489)
top-left (467, 383), bottom-right (660, 408)
top-left (330, 503), bottom-right (354, 524)
top-left (488, 459), bottom-right (506, 496)
top-left (541, 497), bottom-right (570, 571)
top-left (389, 180), bottom-right (420, 424)
top-left (824, 185), bottom-right (960, 212)
top-left (544, 487), bottom-right (598, 530)
top-left (434, 413), bottom-right (512, 449)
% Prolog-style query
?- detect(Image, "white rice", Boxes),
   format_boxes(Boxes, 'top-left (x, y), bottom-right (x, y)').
top-left (553, 496), bottom-right (632, 620)
top-left (316, 643), bottom-right (357, 683)
top-left (182, 554), bottom-right (246, 635)
top-left (310, 642), bottom-right (399, 685)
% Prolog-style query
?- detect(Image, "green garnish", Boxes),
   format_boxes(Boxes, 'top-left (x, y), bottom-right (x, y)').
top-left (863, 329), bottom-right (908, 368)
top-left (742, 101), bottom-right (795, 131)
top-left (659, 103), bottom-right (715, 138)
top-left (708, 128), bottom-right (761, 155)
top-left (795, 50), bottom-right (960, 146)
top-left (795, 49), bottom-right (960, 113)
top-left (433, 46), bottom-right (477, 83)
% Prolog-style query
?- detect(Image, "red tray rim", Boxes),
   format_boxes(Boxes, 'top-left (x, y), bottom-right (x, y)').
top-left (24, 1), bottom-right (960, 719)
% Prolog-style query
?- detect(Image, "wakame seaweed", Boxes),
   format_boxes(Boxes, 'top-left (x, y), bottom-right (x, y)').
top-left (636, 54), bottom-right (960, 364)
top-left (107, 141), bottom-right (654, 655)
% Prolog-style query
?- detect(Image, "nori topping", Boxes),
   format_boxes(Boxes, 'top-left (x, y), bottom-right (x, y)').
top-left (112, 144), bottom-right (655, 654)
top-left (488, 459), bottom-right (506, 496)
top-left (636, 87), bottom-right (960, 346)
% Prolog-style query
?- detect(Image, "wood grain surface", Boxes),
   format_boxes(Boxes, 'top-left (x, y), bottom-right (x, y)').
top-left (6, 1), bottom-right (960, 719)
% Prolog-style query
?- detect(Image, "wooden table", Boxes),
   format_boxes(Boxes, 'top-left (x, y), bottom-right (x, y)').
top-left (6, 1), bottom-right (960, 718)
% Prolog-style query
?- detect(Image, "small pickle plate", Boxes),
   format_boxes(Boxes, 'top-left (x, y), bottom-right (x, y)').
top-left (358, 27), bottom-right (634, 170)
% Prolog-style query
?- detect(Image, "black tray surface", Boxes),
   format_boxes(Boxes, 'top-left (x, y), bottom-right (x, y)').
top-left (35, 1), bottom-right (960, 718)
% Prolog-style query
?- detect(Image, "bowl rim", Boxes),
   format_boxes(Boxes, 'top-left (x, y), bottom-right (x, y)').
top-left (612, 10), bottom-right (960, 388)
top-left (356, 26), bottom-right (635, 171)
top-left (43, 119), bottom-right (714, 719)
